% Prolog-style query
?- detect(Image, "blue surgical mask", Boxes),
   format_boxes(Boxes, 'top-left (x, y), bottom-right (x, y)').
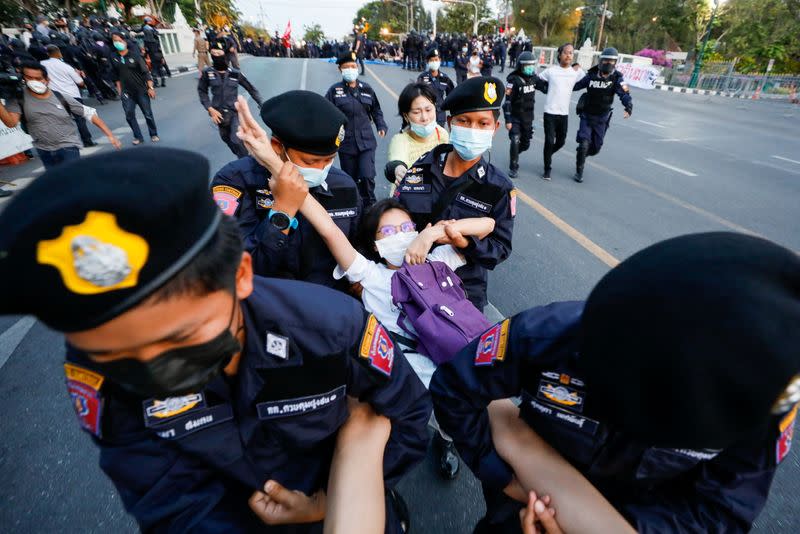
top-left (409, 120), bottom-right (436, 138)
top-left (449, 125), bottom-right (494, 161)
top-left (341, 68), bottom-right (358, 82)
top-left (285, 150), bottom-right (332, 189)
top-left (522, 65), bottom-right (535, 76)
top-left (427, 61), bottom-right (441, 72)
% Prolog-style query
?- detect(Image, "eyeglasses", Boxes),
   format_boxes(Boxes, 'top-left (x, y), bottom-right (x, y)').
top-left (378, 221), bottom-right (416, 236)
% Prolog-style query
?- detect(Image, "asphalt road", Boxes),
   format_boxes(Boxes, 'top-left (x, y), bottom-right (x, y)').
top-left (1, 57), bottom-right (798, 533)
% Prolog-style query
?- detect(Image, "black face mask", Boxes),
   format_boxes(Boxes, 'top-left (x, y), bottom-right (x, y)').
top-left (212, 55), bottom-right (228, 70)
top-left (85, 298), bottom-right (242, 399)
top-left (599, 61), bottom-right (616, 75)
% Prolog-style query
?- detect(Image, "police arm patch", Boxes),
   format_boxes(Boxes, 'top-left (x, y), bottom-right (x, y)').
top-left (777, 403), bottom-right (797, 464)
top-left (359, 315), bottom-right (394, 377)
top-left (510, 189), bottom-right (517, 217)
top-left (212, 185), bottom-right (242, 216)
top-left (474, 319), bottom-right (510, 366)
top-left (64, 363), bottom-right (104, 437)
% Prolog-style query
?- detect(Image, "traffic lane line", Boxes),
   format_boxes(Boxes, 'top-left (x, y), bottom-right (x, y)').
top-left (0, 316), bottom-right (37, 370)
top-left (645, 158), bottom-right (698, 177)
top-left (636, 119), bottom-right (666, 129)
top-left (300, 58), bottom-right (308, 90)
top-left (772, 155), bottom-right (800, 166)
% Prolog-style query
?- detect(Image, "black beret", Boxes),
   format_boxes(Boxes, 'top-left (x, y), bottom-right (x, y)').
top-left (209, 38), bottom-right (227, 51)
top-left (578, 232), bottom-right (800, 449)
top-left (442, 76), bottom-right (504, 115)
top-left (0, 148), bottom-right (221, 332)
top-left (426, 48), bottom-right (440, 59)
top-left (336, 51), bottom-right (357, 65)
top-left (260, 90), bottom-right (347, 156)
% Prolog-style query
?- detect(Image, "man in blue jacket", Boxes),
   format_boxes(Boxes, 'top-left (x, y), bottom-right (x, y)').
top-left (431, 232), bottom-right (800, 533)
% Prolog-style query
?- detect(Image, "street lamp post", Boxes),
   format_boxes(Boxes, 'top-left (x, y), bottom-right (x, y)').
top-left (388, 0), bottom-right (411, 33)
top-left (689, 0), bottom-right (721, 89)
top-left (442, 0), bottom-right (479, 36)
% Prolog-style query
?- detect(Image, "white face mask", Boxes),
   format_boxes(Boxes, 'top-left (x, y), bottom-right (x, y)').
top-left (341, 68), bottom-right (358, 82)
top-left (26, 80), bottom-right (47, 94)
top-left (427, 60), bottom-right (441, 72)
top-left (375, 231), bottom-right (418, 267)
top-left (449, 125), bottom-right (495, 161)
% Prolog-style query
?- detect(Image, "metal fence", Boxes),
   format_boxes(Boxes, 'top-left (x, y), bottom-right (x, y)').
top-left (662, 61), bottom-right (800, 98)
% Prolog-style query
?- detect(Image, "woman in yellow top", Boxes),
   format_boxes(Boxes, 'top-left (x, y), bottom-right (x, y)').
top-left (384, 83), bottom-right (449, 192)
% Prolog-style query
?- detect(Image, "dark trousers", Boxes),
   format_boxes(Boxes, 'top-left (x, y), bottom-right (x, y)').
top-left (121, 90), bottom-right (158, 141)
top-left (542, 112), bottom-right (568, 171)
top-left (576, 111), bottom-right (612, 156)
top-left (219, 109), bottom-right (247, 158)
top-left (455, 69), bottom-right (467, 85)
top-left (73, 97), bottom-right (93, 145)
top-left (358, 55), bottom-right (365, 75)
top-left (37, 146), bottom-right (80, 169)
top-left (339, 150), bottom-right (376, 207)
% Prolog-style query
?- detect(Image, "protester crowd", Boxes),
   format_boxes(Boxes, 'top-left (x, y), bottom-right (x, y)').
top-left (0, 12), bottom-right (798, 534)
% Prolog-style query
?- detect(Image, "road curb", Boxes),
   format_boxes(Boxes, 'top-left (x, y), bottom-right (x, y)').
top-left (654, 83), bottom-right (792, 101)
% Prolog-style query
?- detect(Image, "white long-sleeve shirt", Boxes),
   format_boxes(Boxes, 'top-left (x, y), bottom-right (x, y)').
top-left (538, 65), bottom-right (585, 116)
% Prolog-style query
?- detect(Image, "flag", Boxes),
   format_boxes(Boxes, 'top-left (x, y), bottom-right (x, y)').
top-left (283, 20), bottom-right (292, 42)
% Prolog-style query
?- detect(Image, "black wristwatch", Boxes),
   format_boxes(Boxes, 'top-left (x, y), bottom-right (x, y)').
top-left (268, 209), bottom-right (298, 231)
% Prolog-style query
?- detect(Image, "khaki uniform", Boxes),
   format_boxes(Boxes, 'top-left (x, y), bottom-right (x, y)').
top-left (194, 36), bottom-right (210, 70)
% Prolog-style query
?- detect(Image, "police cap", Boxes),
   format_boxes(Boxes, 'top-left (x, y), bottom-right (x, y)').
top-left (578, 232), bottom-right (800, 449)
top-left (517, 51), bottom-right (535, 64)
top-left (209, 38), bottom-right (227, 52)
top-left (442, 75), bottom-right (504, 115)
top-left (336, 51), bottom-right (357, 65)
top-left (0, 148), bottom-right (221, 332)
top-left (426, 48), bottom-right (439, 60)
top-left (260, 90), bottom-right (347, 156)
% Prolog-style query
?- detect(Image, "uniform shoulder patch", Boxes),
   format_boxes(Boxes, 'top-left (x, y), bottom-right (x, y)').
top-left (359, 315), bottom-right (394, 377)
top-left (777, 403), bottom-right (797, 464)
top-left (510, 189), bottom-right (517, 217)
top-left (474, 319), bottom-right (510, 366)
top-left (64, 363), bottom-right (105, 437)
top-left (212, 185), bottom-right (242, 216)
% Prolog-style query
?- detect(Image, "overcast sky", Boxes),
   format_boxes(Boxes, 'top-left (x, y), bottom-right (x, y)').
top-left (236, 1), bottom-right (498, 41)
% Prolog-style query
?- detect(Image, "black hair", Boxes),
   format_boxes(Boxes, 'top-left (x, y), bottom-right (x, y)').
top-left (557, 43), bottom-right (573, 61)
top-left (46, 44), bottom-right (61, 56)
top-left (149, 215), bottom-right (244, 302)
top-left (110, 31), bottom-right (125, 40)
top-left (20, 61), bottom-right (48, 80)
top-left (398, 82), bottom-right (438, 130)
top-left (357, 198), bottom-right (413, 263)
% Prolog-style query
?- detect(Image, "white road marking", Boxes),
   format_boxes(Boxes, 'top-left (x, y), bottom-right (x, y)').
top-left (81, 146), bottom-right (103, 156)
top-left (637, 119), bottom-right (666, 129)
top-left (771, 155), bottom-right (800, 166)
top-left (0, 316), bottom-right (37, 370)
top-left (645, 158), bottom-right (698, 176)
top-left (111, 126), bottom-right (128, 135)
top-left (300, 58), bottom-right (308, 90)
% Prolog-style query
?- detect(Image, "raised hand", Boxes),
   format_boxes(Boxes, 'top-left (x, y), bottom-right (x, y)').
top-left (235, 95), bottom-right (282, 174)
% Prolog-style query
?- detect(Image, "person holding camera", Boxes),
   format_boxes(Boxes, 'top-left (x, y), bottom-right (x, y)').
top-left (0, 61), bottom-right (120, 169)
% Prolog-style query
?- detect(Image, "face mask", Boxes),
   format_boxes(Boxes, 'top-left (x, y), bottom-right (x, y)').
top-left (449, 125), bottom-right (494, 161)
top-left (285, 149), bottom-right (332, 189)
top-left (113, 41), bottom-right (126, 51)
top-left (409, 120), bottom-right (436, 138)
top-left (462, 47), bottom-right (467, 53)
top-left (375, 231), bottom-right (418, 267)
top-left (341, 68), bottom-right (358, 82)
top-left (522, 65), bottom-right (535, 76)
top-left (599, 61), bottom-right (615, 75)
top-left (212, 55), bottom-right (228, 70)
top-left (427, 60), bottom-right (440, 71)
top-left (26, 80), bottom-right (47, 94)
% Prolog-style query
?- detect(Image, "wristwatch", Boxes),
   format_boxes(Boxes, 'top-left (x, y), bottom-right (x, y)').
top-left (268, 209), bottom-right (298, 231)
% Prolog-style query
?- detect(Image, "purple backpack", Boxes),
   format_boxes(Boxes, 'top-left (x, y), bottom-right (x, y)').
top-left (391, 260), bottom-right (493, 365)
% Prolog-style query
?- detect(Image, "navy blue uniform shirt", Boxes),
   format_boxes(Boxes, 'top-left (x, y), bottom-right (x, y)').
top-left (197, 67), bottom-right (262, 111)
top-left (211, 156), bottom-right (362, 291)
top-left (395, 144), bottom-right (515, 310)
top-left (430, 301), bottom-right (794, 532)
top-left (64, 277), bottom-right (431, 533)
top-left (325, 81), bottom-right (387, 155)
top-left (417, 70), bottom-right (455, 127)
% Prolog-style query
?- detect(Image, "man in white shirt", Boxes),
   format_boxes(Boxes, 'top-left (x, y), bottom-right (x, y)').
top-left (41, 44), bottom-right (95, 147)
top-left (536, 43), bottom-right (584, 180)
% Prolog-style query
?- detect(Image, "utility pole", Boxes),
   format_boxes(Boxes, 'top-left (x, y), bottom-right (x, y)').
top-left (596, 1), bottom-right (608, 49)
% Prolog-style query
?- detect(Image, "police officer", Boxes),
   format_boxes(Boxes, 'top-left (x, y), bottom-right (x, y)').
top-left (198, 39), bottom-right (263, 159)
top-left (503, 52), bottom-right (544, 179)
top-left (352, 26), bottom-right (367, 76)
top-left (454, 43), bottom-right (469, 85)
top-left (0, 147), bottom-right (429, 533)
top-left (417, 49), bottom-right (455, 128)
top-left (480, 44), bottom-right (494, 77)
top-left (394, 76), bottom-right (515, 311)
top-left (430, 232), bottom-right (800, 533)
top-left (212, 92), bottom-right (362, 293)
top-left (141, 16), bottom-right (167, 87)
top-left (326, 51), bottom-right (387, 208)
top-left (571, 47), bottom-right (632, 183)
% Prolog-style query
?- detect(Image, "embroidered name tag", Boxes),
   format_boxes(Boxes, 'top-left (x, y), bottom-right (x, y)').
top-left (456, 193), bottom-right (491, 213)
top-left (528, 398), bottom-right (600, 436)
top-left (328, 208), bottom-right (358, 219)
top-left (399, 184), bottom-right (431, 194)
top-left (257, 385), bottom-right (346, 420)
top-left (151, 404), bottom-right (234, 440)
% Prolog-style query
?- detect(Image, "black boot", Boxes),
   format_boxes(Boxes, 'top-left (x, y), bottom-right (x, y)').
top-left (434, 432), bottom-right (460, 480)
top-left (574, 140), bottom-right (589, 183)
top-left (387, 489), bottom-right (410, 533)
top-left (508, 134), bottom-right (520, 179)
top-left (541, 168), bottom-right (551, 181)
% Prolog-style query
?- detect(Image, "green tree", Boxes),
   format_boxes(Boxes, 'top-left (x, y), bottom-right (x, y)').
top-left (514, 0), bottom-right (580, 44)
top-left (352, 0), bottom-right (429, 40)
top-left (303, 23), bottom-right (325, 45)
top-left (437, 0), bottom-right (492, 35)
